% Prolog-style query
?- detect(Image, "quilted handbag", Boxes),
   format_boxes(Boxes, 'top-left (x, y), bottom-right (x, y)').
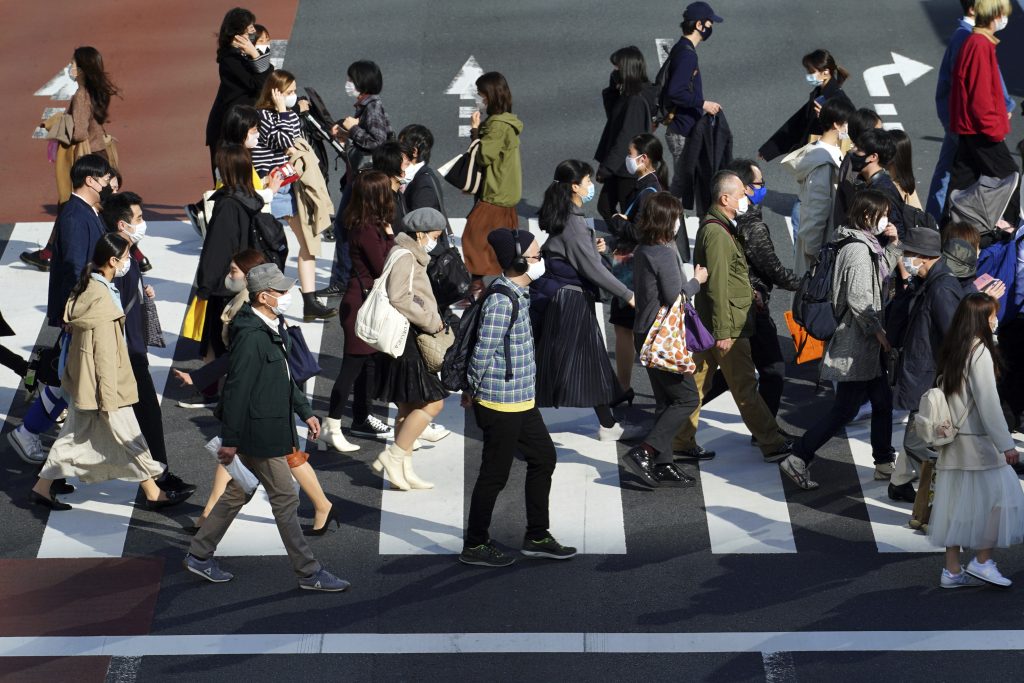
top-left (355, 248), bottom-right (413, 358)
top-left (415, 325), bottom-right (455, 374)
top-left (639, 295), bottom-right (696, 375)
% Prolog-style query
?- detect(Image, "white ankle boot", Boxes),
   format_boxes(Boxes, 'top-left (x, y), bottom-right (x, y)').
top-left (319, 418), bottom-right (359, 453)
top-left (372, 444), bottom-right (410, 490)
top-left (402, 453), bottom-right (434, 489)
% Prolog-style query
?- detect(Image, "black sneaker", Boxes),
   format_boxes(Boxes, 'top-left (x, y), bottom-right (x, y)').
top-left (521, 535), bottom-right (577, 560)
top-left (459, 542), bottom-right (515, 567)
top-left (178, 395), bottom-right (220, 409)
top-left (673, 445), bottom-right (716, 461)
top-left (20, 249), bottom-right (50, 271)
top-left (888, 481), bottom-right (917, 502)
top-left (653, 463), bottom-right (696, 487)
top-left (315, 282), bottom-right (343, 298)
top-left (350, 416), bottom-right (393, 439)
top-left (158, 472), bottom-right (197, 495)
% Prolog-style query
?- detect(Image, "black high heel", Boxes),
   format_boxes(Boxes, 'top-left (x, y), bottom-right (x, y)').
top-left (31, 491), bottom-right (71, 511)
top-left (305, 505), bottom-right (341, 536)
top-left (610, 387), bottom-right (635, 408)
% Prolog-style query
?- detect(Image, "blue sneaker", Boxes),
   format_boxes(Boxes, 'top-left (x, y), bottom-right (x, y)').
top-left (299, 568), bottom-right (350, 592)
top-left (183, 554), bottom-right (234, 583)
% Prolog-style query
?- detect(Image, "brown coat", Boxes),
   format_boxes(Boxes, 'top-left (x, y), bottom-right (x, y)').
top-left (386, 233), bottom-right (443, 333)
top-left (62, 278), bottom-right (138, 411)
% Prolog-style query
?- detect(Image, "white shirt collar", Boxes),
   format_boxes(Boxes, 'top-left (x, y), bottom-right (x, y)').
top-left (71, 192), bottom-right (99, 215)
top-left (252, 307), bottom-right (280, 332)
top-left (963, 15), bottom-right (976, 26)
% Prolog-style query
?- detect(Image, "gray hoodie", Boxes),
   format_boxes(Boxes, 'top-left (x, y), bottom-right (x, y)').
top-left (784, 143), bottom-right (839, 274)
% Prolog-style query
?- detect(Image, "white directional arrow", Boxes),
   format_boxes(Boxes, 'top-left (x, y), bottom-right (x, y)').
top-left (446, 56), bottom-right (485, 137)
top-left (34, 65), bottom-right (78, 100)
top-left (863, 52), bottom-right (932, 98)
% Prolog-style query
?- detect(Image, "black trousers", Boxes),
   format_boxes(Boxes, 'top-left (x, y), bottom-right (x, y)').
top-left (947, 134), bottom-right (1021, 223)
top-left (328, 353), bottom-right (376, 423)
top-left (465, 404), bottom-right (557, 547)
top-left (704, 310), bottom-right (786, 416)
top-left (634, 333), bottom-right (700, 460)
top-left (597, 174), bottom-right (636, 223)
top-left (129, 352), bottom-right (167, 465)
top-left (794, 373), bottom-right (893, 465)
top-left (998, 317), bottom-right (1024, 425)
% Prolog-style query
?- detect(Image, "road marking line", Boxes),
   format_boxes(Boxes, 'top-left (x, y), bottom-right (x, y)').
top-left (5, 630), bottom-right (1024, 656)
top-left (655, 39), bottom-right (674, 66)
top-left (875, 103), bottom-right (898, 116)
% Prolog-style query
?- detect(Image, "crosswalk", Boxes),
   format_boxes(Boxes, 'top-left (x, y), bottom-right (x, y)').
top-left (0, 216), bottom-right (948, 563)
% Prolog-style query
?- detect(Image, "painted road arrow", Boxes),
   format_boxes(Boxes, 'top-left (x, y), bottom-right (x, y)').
top-left (34, 65), bottom-right (78, 100)
top-left (446, 56), bottom-right (484, 138)
top-left (863, 52), bottom-right (932, 98)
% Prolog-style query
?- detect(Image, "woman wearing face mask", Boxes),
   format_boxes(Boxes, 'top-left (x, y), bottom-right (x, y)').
top-left (532, 160), bottom-right (636, 441)
top-left (462, 72), bottom-right (524, 287)
top-left (594, 46), bottom-right (658, 223)
top-left (371, 208), bottom-right (449, 492)
top-left (206, 7), bottom-right (273, 181)
top-left (253, 71), bottom-right (335, 323)
top-left (779, 190), bottom-right (902, 490)
top-left (886, 129), bottom-right (923, 210)
top-left (371, 141), bottom-right (413, 233)
top-left (30, 234), bottom-right (193, 512)
top-left (759, 48), bottom-right (854, 162)
top-left (603, 134), bottom-right (670, 402)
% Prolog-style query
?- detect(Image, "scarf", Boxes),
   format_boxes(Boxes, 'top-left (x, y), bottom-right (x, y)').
top-left (861, 231), bottom-right (890, 289)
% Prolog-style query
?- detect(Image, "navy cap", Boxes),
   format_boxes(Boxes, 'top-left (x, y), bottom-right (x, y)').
top-left (684, 1), bottom-right (723, 22)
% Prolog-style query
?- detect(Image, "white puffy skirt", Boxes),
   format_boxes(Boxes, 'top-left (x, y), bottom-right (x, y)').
top-left (929, 464), bottom-right (1024, 549)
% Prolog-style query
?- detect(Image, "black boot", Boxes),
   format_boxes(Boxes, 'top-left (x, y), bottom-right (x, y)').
top-left (303, 292), bottom-right (338, 322)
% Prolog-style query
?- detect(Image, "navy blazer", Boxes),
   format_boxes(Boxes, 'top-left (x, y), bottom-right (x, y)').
top-left (47, 195), bottom-right (107, 327)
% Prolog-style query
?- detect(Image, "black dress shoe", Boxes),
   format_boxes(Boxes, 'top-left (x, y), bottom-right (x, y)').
top-left (653, 463), bottom-right (696, 487)
top-left (157, 472), bottom-right (197, 495)
top-left (674, 445), bottom-right (716, 461)
top-left (315, 282), bottom-right (343, 298)
top-left (138, 257), bottom-right (153, 273)
top-left (32, 491), bottom-right (71, 511)
top-left (145, 488), bottom-right (195, 511)
top-left (20, 249), bottom-right (50, 272)
top-left (51, 479), bottom-right (75, 495)
top-left (620, 446), bottom-right (658, 487)
top-left (888, 481), bottom-right (917, 503)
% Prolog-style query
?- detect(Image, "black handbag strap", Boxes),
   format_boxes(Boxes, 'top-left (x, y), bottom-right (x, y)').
top-left (424, 169), bottom-right (454, 238)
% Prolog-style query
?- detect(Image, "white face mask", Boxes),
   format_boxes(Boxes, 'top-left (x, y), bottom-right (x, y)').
top-left (838, 125), bottom-right (850, 141)
top-left (423, 237), bottom-right (438, 253)
top-left (673, 218), bottom-right (681, 236)
top-left (735, 196), bottom-right (749, 216)
top-left (269, 290), bottom-right (292, 316)
top-left (246, 131), bottom-right (259, 149)
top-left (806, 73), bottom-right (821, 86)
top-left (284, 93), bottom-right (297, 109)
top-left (474, 93), bottom-right (486, 113)
top-left (995, 16), bottom-right (1009, 31)
top-left (224, 274), bottom-right (246, 293)
top-left (124, 219), bottom-right (147, 244)
top-left (345, 80), bottom-right (359, 98)
top-left (873, 216), bottom-right (889, 235)
top-left (114, 257), bottom-right (131, 278)
top-left (902, 256), bottom-right (921, 277)
top-left (526, 258), bottom-right (546, 282)
top-left (625, 154), bottom-right (640, 175)
top-left (991, 318), bottom-right (999, 334)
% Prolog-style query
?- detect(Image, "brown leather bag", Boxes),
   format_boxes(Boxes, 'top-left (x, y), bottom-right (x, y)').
top-left (286, 448), bottom-right (309, 469)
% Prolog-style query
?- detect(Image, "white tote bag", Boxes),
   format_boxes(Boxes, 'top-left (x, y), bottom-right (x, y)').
top-left (355, 248), bottom-right (413, 358)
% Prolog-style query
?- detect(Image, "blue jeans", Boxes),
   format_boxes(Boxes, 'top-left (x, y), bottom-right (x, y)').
top-left (926, 130), bottom-right (958, 222)
top-left (329, 182), bottom-right (353, 288)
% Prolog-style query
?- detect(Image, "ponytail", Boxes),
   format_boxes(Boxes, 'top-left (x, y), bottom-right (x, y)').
top-left (630, 133), bottom-right (669, 188)
top-left (69, 232), bottom-right (130, 300)
top-left (538, 159), bottom-right (593, 236)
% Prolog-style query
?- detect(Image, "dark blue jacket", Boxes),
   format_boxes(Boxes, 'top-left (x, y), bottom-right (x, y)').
top-left (115, 257), bottom-right (147, 356)
top-left (48, 195), bottom-right (107, 327)
top-left (663, 37), bottom-right (704, 137)
top-left (935, 18), bottom-right (1014, 129)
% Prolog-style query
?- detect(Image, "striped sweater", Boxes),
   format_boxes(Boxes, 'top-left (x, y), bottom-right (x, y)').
top-left (253, 109), bottom-right (301, 176)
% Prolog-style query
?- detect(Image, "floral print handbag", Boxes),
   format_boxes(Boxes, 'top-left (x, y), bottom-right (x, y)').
top-left (639, 295), bottom-right (696, 375)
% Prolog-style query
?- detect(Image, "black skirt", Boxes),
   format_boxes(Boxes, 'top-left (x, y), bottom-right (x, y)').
top-left (375, 332), bottom-right (448, 405)
top-left (608, 297), bottom-right (636, 329)
top-left (536, 286), bottom-right (619, 408)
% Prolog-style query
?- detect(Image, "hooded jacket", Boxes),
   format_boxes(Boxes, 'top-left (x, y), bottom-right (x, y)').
top-left (219, 303), bottom-right (313, 458)
top-left (62, 278), bottom-right (138, 411)
top-left (785, 142), bottom-right (839, 274)
top-left (477, 112), bottom-right (523, 207)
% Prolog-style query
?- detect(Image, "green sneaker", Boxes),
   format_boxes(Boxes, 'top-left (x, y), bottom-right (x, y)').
top-left (459, 542), bottom-right (515, 567)
top-left (521, 535), bottom-right (577, 560)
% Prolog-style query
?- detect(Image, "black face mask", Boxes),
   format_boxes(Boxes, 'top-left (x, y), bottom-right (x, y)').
top-left (248, 31), bottom-right (259, 44)
top-left (849, 153), bottom-right (868, 173)
top-left (97, 183), bottom-right (114, 203)
top-left (698, 22), bottom-right (713, 41)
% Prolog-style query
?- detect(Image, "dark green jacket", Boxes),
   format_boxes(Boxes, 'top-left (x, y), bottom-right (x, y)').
top-left (219, 304), bottom-right (314, 457)
top-left (693, 206), bottom-right (754, 340)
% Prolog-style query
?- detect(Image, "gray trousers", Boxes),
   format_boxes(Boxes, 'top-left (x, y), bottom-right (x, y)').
top-left (665, 130), bottom-right (687, 199)
top-left (189, 454), bottom-right (320, 578)
top-left (893, 411), bottom-right (935, 486)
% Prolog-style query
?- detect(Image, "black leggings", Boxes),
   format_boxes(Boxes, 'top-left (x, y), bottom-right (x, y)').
top-left (328, 353), bottom-right (376, 422)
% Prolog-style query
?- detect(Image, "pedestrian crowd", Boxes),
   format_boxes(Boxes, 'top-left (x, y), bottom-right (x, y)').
top-left (6, 0), bottom-right (1024, 591)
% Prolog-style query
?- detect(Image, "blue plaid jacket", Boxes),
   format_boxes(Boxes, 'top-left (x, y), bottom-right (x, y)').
top-left (467, 276), bottom-right (535, 405)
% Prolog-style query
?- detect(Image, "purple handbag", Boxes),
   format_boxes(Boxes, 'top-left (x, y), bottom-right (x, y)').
top-left (683, 300), bottom-right (715, 352)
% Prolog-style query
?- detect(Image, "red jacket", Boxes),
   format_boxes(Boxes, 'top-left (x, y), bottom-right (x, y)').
top-left (949, 31), bottom-right (1010, 141)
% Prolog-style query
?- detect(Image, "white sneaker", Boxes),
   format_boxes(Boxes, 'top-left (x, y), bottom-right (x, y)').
top-left (8, 426), bottom-right (46, 464)
top-left (598, 423), bottom-right (625, 442)
top-left (412, 439), bottom-right (422, 451)
top-left (779, 454), bottom-right (819, 490)
top-left (966, 558), bottom-right (1012, 587)
top-left (873, 462), bottom-right (895, 481)
top-left (419, 423), bottom-right (450, 442)
top-left (940, 567), bottom-right (985, 589)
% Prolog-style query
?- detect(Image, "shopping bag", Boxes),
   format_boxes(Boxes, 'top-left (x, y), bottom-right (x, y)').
top-left (639, 295), bottom-right (695, 375)
top-left (205, 437), bottom-right (259, 496)
top-left (784, 310), bottom-right (824, 364)
top-left (182, 297), bottom-right (207, 342)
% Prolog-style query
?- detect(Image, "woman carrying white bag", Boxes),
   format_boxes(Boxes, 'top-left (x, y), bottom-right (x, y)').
top-left (356, 207), bottom-right (451, 491)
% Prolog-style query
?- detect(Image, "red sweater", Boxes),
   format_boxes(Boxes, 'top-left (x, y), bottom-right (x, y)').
top-left (949, 31), bottom-right (1010, 141)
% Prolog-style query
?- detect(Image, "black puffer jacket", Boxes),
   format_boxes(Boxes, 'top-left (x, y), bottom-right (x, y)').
top-left (734, 204), bottom-right (801, 305)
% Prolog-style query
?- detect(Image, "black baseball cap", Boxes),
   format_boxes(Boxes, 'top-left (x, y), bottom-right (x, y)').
top-left (901, 226), bottom-right (942, 258)
top-left (684, 1), bottom-right (723, 22)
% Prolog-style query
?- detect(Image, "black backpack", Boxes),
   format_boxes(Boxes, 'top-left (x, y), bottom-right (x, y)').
top-left (793, 235), bottom-right (877, 342)
top-left (220, 196), bottom-right (289, 270)
top-left (654, 39), bottom-right (696, 127)
top-left (900, 202), bottom-right (938, 235)
top-left (440, 284), bottom-right (518, 392)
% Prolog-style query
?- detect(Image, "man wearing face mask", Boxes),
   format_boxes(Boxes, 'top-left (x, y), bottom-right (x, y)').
top-left (848, 129), bottom-right (906, 239)
top-left (662, 2), bottom-right (723, 199)
top-left (186, 263), bottom-right (349, 592)
top-left (459, 229), bottom-right (576, 567)
top-left (887, 227), bottom-right (964, 502)
top-left (102, 193), bottom-right (195, 496)
top-left (704, 159), bottom-right (801, 422)
top-left (672, 171), bottom-right (793, 463)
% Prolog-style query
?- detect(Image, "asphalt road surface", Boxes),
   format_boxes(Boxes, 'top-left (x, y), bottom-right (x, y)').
top-left (2, 1), bottom-right (1024, 681)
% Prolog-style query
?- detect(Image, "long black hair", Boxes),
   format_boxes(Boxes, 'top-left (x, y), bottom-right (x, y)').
top-left (70, 232), bottom-right (130, 299)
top-left (886, 128), bottom-right (917, 196)
top-left (936, 292), bottom-right (1001, 396)
top-left (538, 160), bottom-right (593, 236)
top-left (217, 7), bottom-right (256, 59)
top-left (73, 47), bottom-right (120, 125)
top-left (609, 46), bottom-right (650, 97)
top-left (630, 133), bottom-right (668, 188)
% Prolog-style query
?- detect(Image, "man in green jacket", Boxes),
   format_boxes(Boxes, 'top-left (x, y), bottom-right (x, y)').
top-left (673, 171), bottom-right (792, 463)
top-left (185, 264), bottom-right (349, 592)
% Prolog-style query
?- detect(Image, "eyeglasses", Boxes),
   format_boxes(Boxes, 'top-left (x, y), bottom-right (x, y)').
top-left (748, 180), bottom-right (766, 189)
top-left (524, 254), bottom-right (542, 263)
